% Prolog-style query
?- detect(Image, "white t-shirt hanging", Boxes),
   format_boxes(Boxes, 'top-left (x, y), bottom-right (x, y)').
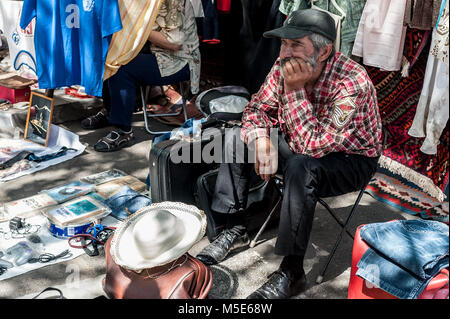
top-left (352, 0), bottom-right (407, 71)
top-left (408, 29), bottom-right (449, 155)
top-left (0, 0), bottom-right (37, 78)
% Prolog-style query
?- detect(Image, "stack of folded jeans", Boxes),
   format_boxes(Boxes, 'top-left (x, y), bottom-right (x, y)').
top-left (356, 219), bottom-right (449, 299)
top-left (105, 186), bottom-right (152, 221)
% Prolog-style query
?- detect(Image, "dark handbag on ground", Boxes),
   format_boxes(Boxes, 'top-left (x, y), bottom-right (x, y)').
top-left (102, 236), bottom-right (213, 299)
top-left (195, 168), bottom-right (281, 241)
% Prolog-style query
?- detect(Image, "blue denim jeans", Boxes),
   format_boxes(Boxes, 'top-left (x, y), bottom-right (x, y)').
top-left (356, 219), bottom-right (449, 299)
top-left (105, 186), bottom-right (152, 221)
top-left (108, 53), bottom-right (190, 127)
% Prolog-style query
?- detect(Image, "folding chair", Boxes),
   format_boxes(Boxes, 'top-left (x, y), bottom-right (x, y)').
top-left (141, 80), bottom-right (190, 135)
top-left (249, 173), bottom-right (373, 285)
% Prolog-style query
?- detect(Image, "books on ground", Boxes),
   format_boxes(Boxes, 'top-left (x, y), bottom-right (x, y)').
top-left (80, 169), bottom-right (128, 185)
top-left (94, 175), bottom-right (147, 199)
top-left (1, 193), bottom-right (58, 222)
top-left (42, 181), bottom-right (95, 203)
top-left (42, 196), bottom-right (111, 226)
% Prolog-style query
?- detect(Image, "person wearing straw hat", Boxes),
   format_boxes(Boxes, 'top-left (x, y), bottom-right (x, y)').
top-left (195, 8), bottom-right (383, 299)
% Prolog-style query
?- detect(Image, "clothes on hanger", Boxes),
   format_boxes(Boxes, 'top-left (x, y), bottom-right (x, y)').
top-left (408, 28), bottom-right (449, 155)
top-left (352, 0), bottom-right (408, 71)
top-left (191, 0), bottom-right (205, 17)
top-left (104, 0), bottom-right (163, 81)
top-left (217, 0), bottom-right (232, 12)
top-left (407, 1), bottom-right (448, 154)
top-left (404, 0), bottom-right (443, 30)
top-left (279, 0), bottom-right (368, 57)
top-left (431, 0), bottom-right (449, 66)
top-left (236, 0), bottom-right (285, 94)
top-left (199, 0), bottom-right (220, 43)
top-left (310, 0), bottom-right (344, 52)
top-left (0, 0), bottom-right (37, 77)
top-left (279, 0), bottom-right (310, 16)
top-left (19, 0), bottom-right (123, 97)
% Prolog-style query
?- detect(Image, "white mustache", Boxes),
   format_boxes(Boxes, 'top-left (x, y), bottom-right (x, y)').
top-left (280, 56), bottom-right (318, 70)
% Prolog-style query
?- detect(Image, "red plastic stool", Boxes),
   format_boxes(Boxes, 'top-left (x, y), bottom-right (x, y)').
top-left (348, 224), bottom-right (449, 299)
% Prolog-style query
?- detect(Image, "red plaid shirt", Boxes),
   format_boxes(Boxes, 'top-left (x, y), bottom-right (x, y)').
top-left (241, 52), bottom-right (383, 158)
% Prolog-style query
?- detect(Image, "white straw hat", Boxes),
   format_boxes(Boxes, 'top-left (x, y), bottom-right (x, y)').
top-left (110, 202), bottom-right (206, 272)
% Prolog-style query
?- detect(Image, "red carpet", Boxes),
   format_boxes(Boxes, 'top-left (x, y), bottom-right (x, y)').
top-left (364, 29), bottom-right (449, 203)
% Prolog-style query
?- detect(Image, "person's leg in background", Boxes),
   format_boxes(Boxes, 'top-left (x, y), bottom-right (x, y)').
top-left (201, 0), bottom-right (220, 43)
top-left (93, 53), bottom-right (189, 152)
top-left (80, 80), bottom-right (111, 130)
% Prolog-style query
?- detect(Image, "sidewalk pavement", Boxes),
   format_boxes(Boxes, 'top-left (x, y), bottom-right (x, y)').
top-left (0, 112), bottom-right (417, 300)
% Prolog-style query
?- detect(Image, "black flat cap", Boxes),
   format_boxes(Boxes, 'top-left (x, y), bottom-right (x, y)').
top-left (263, 9), bottom-right (336, 42)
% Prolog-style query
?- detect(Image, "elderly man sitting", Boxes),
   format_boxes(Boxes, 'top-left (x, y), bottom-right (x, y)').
top-left (196, 9), bottom-right (383, 299)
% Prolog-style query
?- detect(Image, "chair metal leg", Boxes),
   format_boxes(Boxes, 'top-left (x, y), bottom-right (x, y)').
top-left (142, 83), bottom-right (188, 135)
top-left (247, 174), bottom-right (368, 285)
top-left (316, 188), bottom-right (366, 284)
top-left (318, 198), bottom-right (354, 240)
top-left (179, 82), bottom-right (188, 123)
top-left (249, 195), bottom-right (282, 248)
top-left (249, 178), bottom-right (284, 248)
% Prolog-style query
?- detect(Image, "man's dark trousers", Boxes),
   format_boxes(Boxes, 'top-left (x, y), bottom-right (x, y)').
top-left (211, 127), bottom-right (379, 258)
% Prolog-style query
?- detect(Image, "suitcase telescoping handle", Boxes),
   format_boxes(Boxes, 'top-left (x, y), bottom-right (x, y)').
top-left (201, 118), bottom-right (220, 129)
top-left (201, 112), bottom-right (243, 129)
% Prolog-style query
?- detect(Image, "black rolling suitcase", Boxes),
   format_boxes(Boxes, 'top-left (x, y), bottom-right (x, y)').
top-left (149, 128), bottom-right (223, 205)
top-left (149, 109), bottom-right (243, 205)
top-left (195, 168), bottom-right (281, 242)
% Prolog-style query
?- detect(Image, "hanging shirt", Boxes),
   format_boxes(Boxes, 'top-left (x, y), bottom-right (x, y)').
top-left (0, 0), bottom-right (37, 77)
top-left (310, 2), bottom-right (344, 52)
top-left (352, 0), bottom-right (407, 71)
top-left (408, 29), bottom-right (449, 155)
top-left (279, 0), bottom-right (368, 58)
top-left (19, 0), bottom-right (123, 97)
top-left (404, 0), bottom-right (443, 30)
top-left (241, 52), bottom-right (383, 158)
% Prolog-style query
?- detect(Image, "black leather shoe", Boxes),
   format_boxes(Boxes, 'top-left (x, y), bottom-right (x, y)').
top-left (196, 226), bottom-right (249, 266)
top-left (246, 268), bottom-right (306, 299)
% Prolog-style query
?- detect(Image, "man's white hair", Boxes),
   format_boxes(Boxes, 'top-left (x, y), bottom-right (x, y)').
top-left (307, 33), bottom-right (335, 61)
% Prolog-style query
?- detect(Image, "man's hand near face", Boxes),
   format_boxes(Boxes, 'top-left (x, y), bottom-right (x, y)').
top-left (254, 136), bottom-right (278, 181)
top-left (282, 58), bottom-right (314, 93)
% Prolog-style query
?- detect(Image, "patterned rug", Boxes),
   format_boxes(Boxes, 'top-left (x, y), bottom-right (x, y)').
top-left (364, 28), bottom-right (449, 203)
top-left (366, 168), bottom-right (449, 223)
